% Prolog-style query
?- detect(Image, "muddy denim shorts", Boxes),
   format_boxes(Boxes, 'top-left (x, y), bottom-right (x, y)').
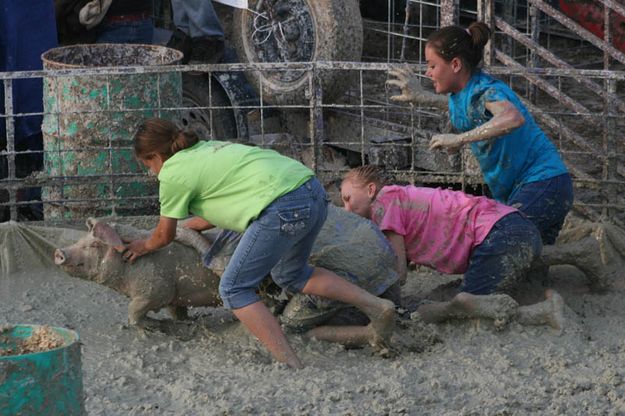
top-left (219, 177), bottom-right (328, 309)
top-left (507, 173), bottom-right (574, 244)
top-left (461, 212), bottom-right (542, 295)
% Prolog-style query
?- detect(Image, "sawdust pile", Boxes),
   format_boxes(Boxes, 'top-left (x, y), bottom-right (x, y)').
top-left (0, 325), bottom-right (64, 356)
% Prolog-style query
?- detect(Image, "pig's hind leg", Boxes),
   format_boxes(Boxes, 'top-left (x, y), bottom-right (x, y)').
top-left (167, 305), bottom-right (189, 321)
top-left (128, 298), bottom-right (196, 340)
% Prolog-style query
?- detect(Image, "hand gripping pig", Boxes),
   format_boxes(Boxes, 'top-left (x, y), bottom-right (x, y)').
top-left (54, 218), bottom-right (222, 328)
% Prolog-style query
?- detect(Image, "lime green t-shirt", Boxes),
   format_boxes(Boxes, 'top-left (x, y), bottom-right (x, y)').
top-left (157, 141), bottom-right (314, 232)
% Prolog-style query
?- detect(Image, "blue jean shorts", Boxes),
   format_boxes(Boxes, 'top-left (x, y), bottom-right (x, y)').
top-left (507, 173), bottom-right (574, 245)
top-left (219, 177), bottom-right (328, 309)
top-left (461, 212), bottom-right (542, 295)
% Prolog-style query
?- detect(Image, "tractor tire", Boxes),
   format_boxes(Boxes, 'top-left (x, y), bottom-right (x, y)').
top-left (231, 0), bottom-right (363, 105)
top-left (180, 73), bottom-right (239, 141)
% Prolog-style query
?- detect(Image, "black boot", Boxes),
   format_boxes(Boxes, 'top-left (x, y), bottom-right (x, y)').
top-left (189, 36), bottom-right (225, 64)
top-left (166, 28), bottom-right (192, 64)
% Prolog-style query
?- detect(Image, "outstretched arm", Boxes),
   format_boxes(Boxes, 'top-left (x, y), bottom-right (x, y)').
top-left (124, 216), bottom-right (178, 263)
top-left (429, 100), bottom-right (525, 151)
top-left (181, 216), bottom-right (215, 232)
top-left (387, 67), bottom-right (449, 110)
top-left (383, 230), bottom-right (408, 285)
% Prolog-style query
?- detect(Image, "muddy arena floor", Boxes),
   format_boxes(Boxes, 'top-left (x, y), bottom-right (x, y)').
top-left (1, 219), bottom-right (625, 415)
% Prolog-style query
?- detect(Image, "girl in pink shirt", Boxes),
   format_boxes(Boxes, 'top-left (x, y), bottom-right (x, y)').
top-left (342, 165), bottom-right (565, 330)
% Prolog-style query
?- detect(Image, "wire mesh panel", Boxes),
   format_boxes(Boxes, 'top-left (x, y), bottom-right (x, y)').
top-left (1, 0), bottom-right (624, 224)
top-left (2, 61), bottom-right (623, 224)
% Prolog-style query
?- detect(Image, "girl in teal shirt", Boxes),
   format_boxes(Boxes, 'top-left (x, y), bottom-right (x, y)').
top-left (388, 22), bottom-right (573, 244)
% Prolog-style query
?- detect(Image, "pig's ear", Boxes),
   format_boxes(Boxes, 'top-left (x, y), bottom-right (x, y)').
top-left (92, 222), bottom-right (125, 247)
top-left (86, 217), bottom-right (98, 232)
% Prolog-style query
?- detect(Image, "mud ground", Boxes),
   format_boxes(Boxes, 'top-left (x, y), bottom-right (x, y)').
top-left (2, 237), bottom-right (625, 414)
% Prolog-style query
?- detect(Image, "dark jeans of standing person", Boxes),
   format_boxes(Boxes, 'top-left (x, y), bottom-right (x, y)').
top-left (507, 173), bottom-right (574, 245)
top-left (168, 0), bottom-right (225, 63)
top-left (96, 15), bottom-right (154, 44)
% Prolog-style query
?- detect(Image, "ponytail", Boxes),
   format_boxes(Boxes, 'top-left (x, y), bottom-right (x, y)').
top-left (427, 21), bottom-right (491, 72)
top-left (467, 21), bottom-right (490, 52)
top-left (134, 118), bottom-right (199, 161)
top-left (170, 130), bottom-right (199, 155)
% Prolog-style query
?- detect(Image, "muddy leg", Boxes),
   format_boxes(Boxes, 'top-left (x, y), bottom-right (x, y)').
top-left (302, 267), bottom-right (395, 350)
top-left (417, 293), bottom-right (519, 329)
top-left (515, 289), bottom-right (565, 332)
top-left (234, 301), bottom-right (303, 369)
top-left (541, 237), bottom-right (609, 291)
top-left (306, 325), bottom-right (373, 347)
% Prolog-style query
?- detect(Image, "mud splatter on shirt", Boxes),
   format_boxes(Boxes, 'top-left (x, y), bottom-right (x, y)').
top-left (448, 70), bottom-right (568, 203)
top-left (372, 185), bottom-right (516, 274)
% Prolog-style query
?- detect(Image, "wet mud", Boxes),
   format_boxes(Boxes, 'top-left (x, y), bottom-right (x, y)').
top-left (1, 217), bottom-right (625, 414)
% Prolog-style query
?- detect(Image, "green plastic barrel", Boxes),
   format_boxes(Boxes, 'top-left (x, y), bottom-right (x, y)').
top-left (0, 325), bottom-right (83, 415)
top-left (41, 44), bottom-right (183, 219)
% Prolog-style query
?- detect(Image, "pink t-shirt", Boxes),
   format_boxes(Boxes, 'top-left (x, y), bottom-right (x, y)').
top-left (372, 185), bottom-right (517, 274)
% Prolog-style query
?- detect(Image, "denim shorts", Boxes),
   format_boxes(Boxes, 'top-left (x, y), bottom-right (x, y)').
top-left (219, 177), bottom-right (328, 309)
top-left (507, 173), bottom-right (574, 244)
top-left (461, 212), bottom-right (542, 295)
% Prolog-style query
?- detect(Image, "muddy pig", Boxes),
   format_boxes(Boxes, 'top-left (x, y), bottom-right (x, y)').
top-left (54, 218), bottom-right (222, 328)
top-left (55, 206), bottom-right (400, 330)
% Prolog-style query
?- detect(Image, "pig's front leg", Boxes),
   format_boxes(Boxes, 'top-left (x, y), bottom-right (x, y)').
top-left (128, 297), bottom-right (164, 330)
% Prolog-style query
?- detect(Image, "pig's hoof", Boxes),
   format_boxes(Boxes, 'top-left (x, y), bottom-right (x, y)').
top-left (374, 344), bottom-right (398, 358)
top-left (135, 318), bottom-right (165, 333)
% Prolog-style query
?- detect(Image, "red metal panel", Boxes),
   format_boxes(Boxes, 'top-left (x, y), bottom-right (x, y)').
top-left (559, 0), bottom-right (625, 52)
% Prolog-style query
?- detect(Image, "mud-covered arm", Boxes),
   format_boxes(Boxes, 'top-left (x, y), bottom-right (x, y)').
top-left (124, 216), bottom-right (178, 263)
top-left (429, 100), bottom-right (525, 151)
top-left (181, 216), bottom-right (215, 232)
top-left (383, 230), bottom-right (408, 285)
top-left (387, 67), bottom-right (449, 110)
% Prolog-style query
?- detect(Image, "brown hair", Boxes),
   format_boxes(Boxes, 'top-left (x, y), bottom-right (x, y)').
top-left (343, 165), bottom-right (387, 190)
top-left (133, 118), bottom-right (199, 161)
top-left (426, 21), bottom-right (491, 72)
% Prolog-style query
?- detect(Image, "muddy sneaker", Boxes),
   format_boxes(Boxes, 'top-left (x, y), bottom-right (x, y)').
top-left (189, 36), bottom-right (225, 64)
top-left (167, 28), bottom-right (192, 64)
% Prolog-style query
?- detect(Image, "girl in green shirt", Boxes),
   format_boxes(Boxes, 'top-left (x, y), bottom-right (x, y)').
top-left (124, 118), bottom-right (395, 368)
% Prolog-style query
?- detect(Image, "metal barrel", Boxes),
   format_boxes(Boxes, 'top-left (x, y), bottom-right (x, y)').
top-left (40, 44), bottom-right (183, 219)
top-left (0, 325), bottom-right (83, 415)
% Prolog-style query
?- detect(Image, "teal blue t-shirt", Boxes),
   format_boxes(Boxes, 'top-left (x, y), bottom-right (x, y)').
top-left (448, 70), bottom-right (568, 203)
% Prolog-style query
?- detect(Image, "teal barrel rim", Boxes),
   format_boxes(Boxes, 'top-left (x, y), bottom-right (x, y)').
top-left (0, 324), bottom-right (84, 416)
top-left (40, 44), bottom-right (183, 220)
top-left (41, 43), bottom-right (183, 69)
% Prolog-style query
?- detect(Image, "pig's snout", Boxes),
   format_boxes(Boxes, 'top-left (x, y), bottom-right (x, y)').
top-left (54, 249), bottom-right (67, 265)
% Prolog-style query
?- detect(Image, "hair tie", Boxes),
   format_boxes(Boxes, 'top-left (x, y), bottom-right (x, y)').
top-left (465, 28), bottom-right (471, 35)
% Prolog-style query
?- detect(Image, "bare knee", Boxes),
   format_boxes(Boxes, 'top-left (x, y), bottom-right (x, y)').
top-left (451, 292), bottom-right (474, 309)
